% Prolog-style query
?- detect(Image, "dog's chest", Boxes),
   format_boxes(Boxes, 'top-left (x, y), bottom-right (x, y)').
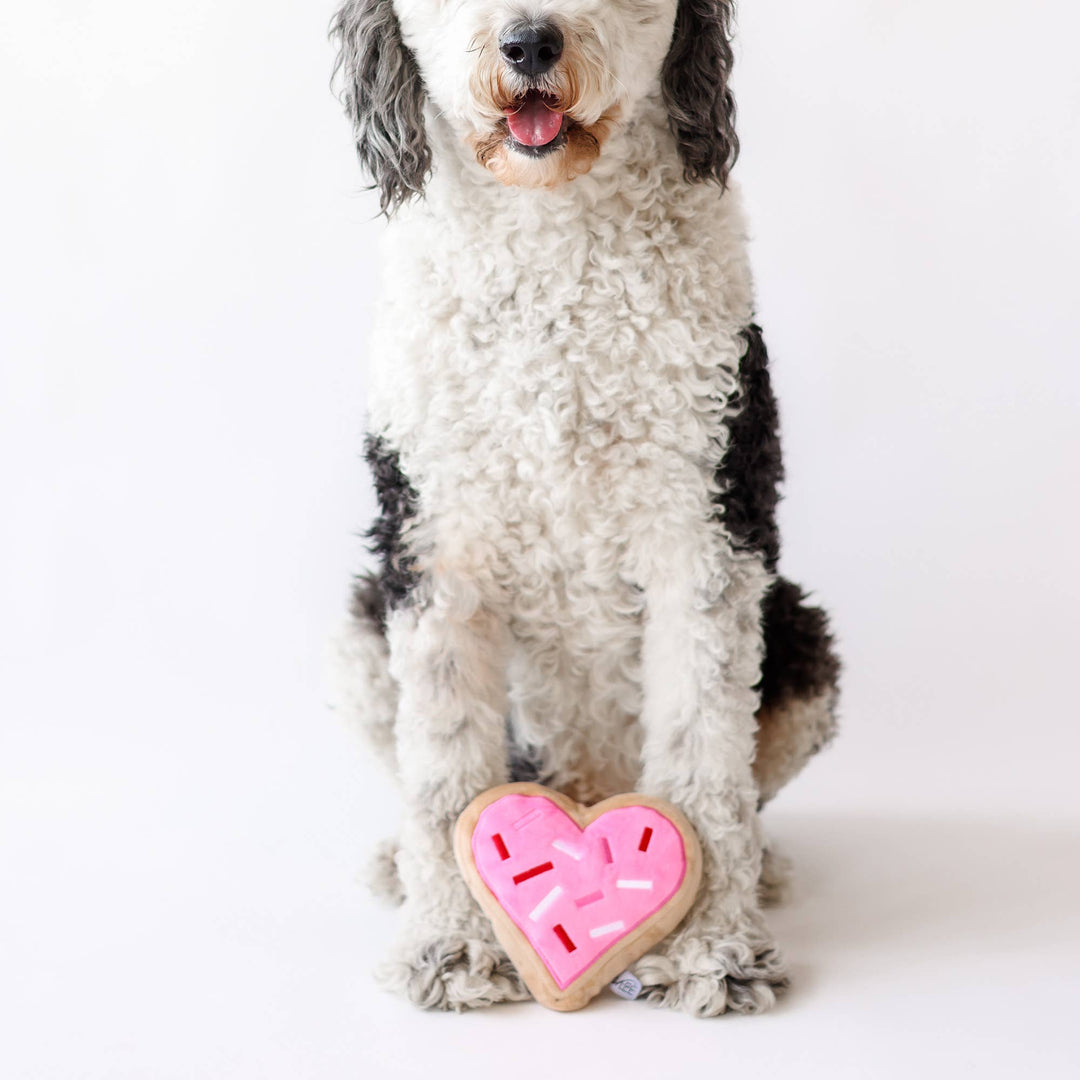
top-left (369, 185), bottom-right (754, 552)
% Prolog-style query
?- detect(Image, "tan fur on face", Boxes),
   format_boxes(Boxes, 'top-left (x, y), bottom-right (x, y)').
top-left (469, 112), bottom-right (618, 188)
top-left (467, 27), bottom-right (620, 188)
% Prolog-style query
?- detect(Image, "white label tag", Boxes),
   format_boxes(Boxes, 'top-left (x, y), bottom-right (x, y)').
top-left (609, 970), bottom-right (643, 1000)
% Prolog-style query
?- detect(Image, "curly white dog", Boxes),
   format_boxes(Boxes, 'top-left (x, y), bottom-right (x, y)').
top-left (330, 0), bottom-right (840, 1017)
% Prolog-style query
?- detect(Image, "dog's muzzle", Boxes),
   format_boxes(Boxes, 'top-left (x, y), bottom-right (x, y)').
top-left (498, 22), bottom-right (566, 153)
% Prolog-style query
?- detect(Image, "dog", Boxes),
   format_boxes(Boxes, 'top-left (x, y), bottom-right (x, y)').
top-left (329, 0), bottom-right (840, 1016)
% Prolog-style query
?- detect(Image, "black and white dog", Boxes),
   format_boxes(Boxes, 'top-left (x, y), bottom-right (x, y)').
top-left (330, 0), bottom-right (840, 1016)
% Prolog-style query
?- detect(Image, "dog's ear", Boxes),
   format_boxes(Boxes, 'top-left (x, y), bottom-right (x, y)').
top-left (331, 0), bottom-right (431, 215)
top-left (662, 0), bottom-right (739, 187)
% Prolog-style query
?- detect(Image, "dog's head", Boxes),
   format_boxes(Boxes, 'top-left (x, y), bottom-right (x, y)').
top-left (332, 0), bottom-right (739, 213)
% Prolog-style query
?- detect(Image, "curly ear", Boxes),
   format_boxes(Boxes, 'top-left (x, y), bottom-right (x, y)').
top-left (662, 0), bottom-right (739, 187)
top-left (331, 0), bottom-right (431, 215)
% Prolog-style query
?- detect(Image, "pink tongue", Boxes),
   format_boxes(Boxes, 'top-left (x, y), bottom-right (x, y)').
top-left (506, 97), bottom-right (564, 147)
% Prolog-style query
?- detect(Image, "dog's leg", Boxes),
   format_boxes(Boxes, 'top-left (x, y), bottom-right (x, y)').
top-left (377, 591), bottom-right (530, 1011)
top-left (330, 575), bottom-right (399, 770)
top-left (631, 545), bottom-right (788, 1017)
top-left (330, 577), bottom-right (408, 904)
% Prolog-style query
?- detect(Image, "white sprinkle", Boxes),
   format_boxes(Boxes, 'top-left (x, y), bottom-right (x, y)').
top-left (616, 879), bottom-right (653, 890)
top-left (551, 839), bottom-right (583, 861)
top-left (589, 921), bottom-right (626, 939)
top-left (528, 885), bottom-right (563, 922)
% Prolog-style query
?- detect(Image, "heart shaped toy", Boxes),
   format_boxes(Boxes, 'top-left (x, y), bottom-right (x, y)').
top-left (454, 782), bottom-right (702, 1011)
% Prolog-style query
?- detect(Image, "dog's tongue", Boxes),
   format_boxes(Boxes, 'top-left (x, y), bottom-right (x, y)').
top-left (506, 96), bottom-right (563, 147)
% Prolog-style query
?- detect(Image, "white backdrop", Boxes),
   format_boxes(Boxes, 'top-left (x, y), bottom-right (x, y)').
top-left (2, 2), bottom-right (1079, 1077)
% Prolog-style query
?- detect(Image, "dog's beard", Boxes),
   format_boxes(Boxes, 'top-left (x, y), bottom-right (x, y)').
top-left (467, 33), bottom-right (619, 188)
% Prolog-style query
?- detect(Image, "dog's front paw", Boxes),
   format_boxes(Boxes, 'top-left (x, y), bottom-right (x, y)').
top-left (378, 935), bottom-right (532, 1011)
top-left (633, 934), bottom-right (788, 1017)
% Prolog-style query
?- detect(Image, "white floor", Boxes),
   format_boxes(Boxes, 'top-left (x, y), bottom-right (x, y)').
top-left (4, 635), bottom-right (1079, 1079)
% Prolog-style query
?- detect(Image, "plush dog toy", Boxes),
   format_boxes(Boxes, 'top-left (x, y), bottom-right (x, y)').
top-left (455, 783), bottom-right (702, 1010)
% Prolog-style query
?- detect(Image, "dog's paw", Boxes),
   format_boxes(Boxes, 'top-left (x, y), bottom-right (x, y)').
top-left (633, 935), bottom-right (788, 1018)
top-left (377, 936), bottom-right (532, 1011)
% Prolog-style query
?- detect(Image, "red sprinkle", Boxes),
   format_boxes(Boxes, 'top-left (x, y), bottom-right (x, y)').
top-left (512, 861), bottom-right (554, 885)
top-left (553, 924), bottom-right (576, 952)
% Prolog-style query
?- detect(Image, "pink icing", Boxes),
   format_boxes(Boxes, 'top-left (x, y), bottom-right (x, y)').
top-left (471, 794), bottom-right (687, 990)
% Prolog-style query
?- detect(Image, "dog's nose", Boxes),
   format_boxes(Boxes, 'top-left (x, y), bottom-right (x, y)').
top-left (499, 22), bottom-right (564, 78)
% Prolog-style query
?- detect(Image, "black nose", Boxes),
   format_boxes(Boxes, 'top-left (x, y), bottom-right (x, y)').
top-left (499, 22), bottom-right (564, 78)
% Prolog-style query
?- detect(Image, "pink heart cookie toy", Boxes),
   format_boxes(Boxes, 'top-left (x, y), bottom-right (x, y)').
top-left (454, 782), bottom-right (702, 1011)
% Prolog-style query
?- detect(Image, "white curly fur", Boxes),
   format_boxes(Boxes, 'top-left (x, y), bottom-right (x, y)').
top-left (332, 0), bottom-right (807, 1016)
top-left (330, 603), bottom-right (398, 773)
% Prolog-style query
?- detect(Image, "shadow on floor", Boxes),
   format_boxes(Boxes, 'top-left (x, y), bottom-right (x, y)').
top-left (766, 812), bottom-right (1080, 971)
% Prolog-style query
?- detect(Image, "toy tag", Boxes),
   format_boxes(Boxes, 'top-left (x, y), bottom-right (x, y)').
top-left (609, 970), bottom-right (643, 1000)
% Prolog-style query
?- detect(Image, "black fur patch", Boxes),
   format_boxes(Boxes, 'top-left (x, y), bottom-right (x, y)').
top-left (759, 577), bottom-right (841, 709)
top-left (507, 726), bottom-right (547, 784)
top-left (714, 324), bottom-right (783, 571)
top-left (662, 0), bottom-right (740, 187)
top-left (350, 570), bottom-right (388, 632)
top-left (363, 434), bottom-right (420, 614)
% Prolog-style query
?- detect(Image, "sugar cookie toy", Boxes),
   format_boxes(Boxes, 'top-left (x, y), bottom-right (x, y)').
top-left (454, 782), bottom-right (702, 1011)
